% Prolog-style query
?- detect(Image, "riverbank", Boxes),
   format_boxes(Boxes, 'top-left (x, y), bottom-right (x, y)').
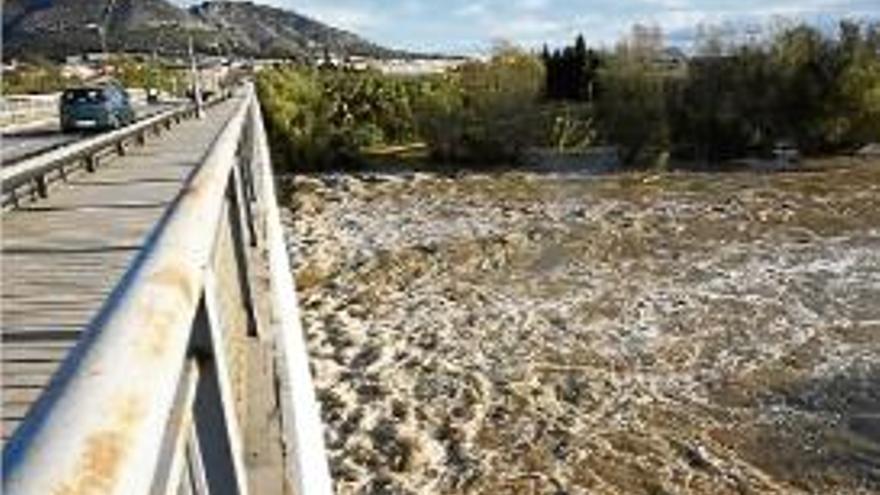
top-left (285, 161), bottom-right (880, 494)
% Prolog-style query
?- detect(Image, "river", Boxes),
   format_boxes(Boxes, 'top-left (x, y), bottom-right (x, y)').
top-left (285, 158), bottom-right (880, 495)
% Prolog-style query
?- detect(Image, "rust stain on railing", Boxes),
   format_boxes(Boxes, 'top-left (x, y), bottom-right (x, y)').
top-left (51, 395), bottom-right (145, 495)
top-left (136, 266), bottom-right (200, 359)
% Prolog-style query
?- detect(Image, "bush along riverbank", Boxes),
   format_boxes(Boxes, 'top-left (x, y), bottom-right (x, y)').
top-left (257, 21), bottom-right (880, 173)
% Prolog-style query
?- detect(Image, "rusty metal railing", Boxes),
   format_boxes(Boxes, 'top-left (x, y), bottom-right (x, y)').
top-left (2, 84), bottom-right (333, 494)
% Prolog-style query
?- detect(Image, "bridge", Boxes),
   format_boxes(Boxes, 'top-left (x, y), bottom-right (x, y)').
top-left (1, 84), bottom-right (333, 494)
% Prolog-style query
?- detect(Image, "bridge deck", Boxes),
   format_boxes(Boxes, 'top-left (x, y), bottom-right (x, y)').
top-left (1, 97), bottom-right (242, 442)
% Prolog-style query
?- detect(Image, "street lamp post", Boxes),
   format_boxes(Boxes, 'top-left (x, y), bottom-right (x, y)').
top-left (188, 35), bottom-right (204, 118)
top-left (85, 0), bottom-right (116, 71)
top-left (85, 23), bottom-right (108, 65)
top-left (148, 21), bottom-right (181, 103)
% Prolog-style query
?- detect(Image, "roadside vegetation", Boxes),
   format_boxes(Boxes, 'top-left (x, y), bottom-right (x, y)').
top-left (259, 20), bottom-right (880, 172)
top-left (112, 57), bottom-right (192, 97)
top-left (3, 55), bottom-right (192, 97)
top-left (2, 58), bottom-right (80, 95)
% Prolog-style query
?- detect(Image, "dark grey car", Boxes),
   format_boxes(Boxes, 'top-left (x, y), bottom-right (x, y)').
top-left (60, 82), bottom-right (136, 133)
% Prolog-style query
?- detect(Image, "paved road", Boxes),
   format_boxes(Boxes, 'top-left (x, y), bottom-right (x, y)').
top-left (1, 100), bottom-right (180, 166)
top-left (0, 95), bottom-right (243, 444)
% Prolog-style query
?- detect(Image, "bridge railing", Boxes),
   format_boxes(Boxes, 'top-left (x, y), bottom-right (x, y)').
top-left (2, 84), bottom-right (333, 494)
top-left (1, 100), bottom-right (207, 208)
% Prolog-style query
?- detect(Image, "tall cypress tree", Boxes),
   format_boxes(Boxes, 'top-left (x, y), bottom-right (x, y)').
top-left (540, 34), bottom-right (604, 101)
top-left (574, 35), bottom-right (588, 100)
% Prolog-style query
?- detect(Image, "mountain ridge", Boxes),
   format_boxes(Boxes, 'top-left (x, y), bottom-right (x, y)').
top-left (2, 0), bottom-right (401, 60)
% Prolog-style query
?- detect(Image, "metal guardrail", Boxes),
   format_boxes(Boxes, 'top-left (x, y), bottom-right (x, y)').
top-left (2, 84), bottom-right (333, 494)
top-left (1, 101), bottom-right (201, 208)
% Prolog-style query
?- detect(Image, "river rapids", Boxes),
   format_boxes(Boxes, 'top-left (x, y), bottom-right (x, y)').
top-left (284, 159), bottom-right (880, 495)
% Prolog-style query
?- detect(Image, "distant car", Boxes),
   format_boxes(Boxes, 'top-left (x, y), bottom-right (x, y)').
top-left (146, 87), bottom-right (160, 104)
top-left (60, 82), bottom-right (135, 133)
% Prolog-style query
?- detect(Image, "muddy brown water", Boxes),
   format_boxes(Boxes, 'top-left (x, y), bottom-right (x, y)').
top-left (285, 159), bottom-right (880, 495)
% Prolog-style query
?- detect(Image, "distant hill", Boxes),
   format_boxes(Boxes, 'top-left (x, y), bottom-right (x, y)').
top-left (192, 2), bottom-right (398, 59)
top-left (2, 0), bottom-right (400, 61)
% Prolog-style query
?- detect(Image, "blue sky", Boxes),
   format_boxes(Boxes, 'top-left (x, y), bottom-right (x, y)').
top-left (192, 1), bottom-right (880, 53)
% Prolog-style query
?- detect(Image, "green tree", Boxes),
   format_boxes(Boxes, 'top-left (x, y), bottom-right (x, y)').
top-left (417, 45), bottom-right (546, 163)
top-left (597, 34), bottom-right (669, 165)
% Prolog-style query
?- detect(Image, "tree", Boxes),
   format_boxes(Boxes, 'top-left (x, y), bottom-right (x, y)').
top-left (836, 22), bottom-right (880, 145)
top-left (597, 49), bottom-right (669, 165)
top-left (541, 35), bottom-right (602, 101)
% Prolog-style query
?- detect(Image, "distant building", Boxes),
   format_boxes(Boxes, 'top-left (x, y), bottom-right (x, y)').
top-left (656, 47), bottom-right (688, 71)
top-left (371, 58), bottom-right (469, 75)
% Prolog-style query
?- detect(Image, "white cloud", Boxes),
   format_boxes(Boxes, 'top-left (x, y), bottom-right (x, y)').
top-left (517, 0), bottom-right (551, 11)
top-left (641, 0), bottom-right (693, 9)
top-left (294, 4), bottom-right (386, 31)
top-left (456, 2), bottom-right (489, 17)
top-left (487, 15), bottom-right (562, 39)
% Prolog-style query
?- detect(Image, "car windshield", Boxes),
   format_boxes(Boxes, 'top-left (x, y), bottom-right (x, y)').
top-left (63, 89), bottom-right (105, 104)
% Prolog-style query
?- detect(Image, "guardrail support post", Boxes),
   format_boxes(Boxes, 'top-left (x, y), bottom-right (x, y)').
top-left (137, 131), bottom-right (147, 146)
top-left (34, 175), bottom-right (47, 199)
top-left (85, 155), bottom-right (97, 173)
top-left (116, 140), bottom-right (127, 156)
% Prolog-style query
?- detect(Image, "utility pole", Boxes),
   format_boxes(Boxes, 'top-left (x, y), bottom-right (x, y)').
top-left (99, 26), bottom-right (108, 61)
top-left (189, 35), bottom-right (204, 118)
top-left (85, 23), bottom-right (108, 68)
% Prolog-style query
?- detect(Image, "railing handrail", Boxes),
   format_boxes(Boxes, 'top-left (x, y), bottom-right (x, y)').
top-left (2, 87), bottom-right (253, 493)
top-left (1, 103), bottom-right (194, 194)
top-left (251, 92), bottom-right (334, 494)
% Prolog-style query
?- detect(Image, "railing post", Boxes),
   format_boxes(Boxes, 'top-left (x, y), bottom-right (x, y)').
top-left (234, 158), bottom-right (258, 247)
top-left (225, 170), bottom-right (259, 337)
top-left (239, 110), bottom-right (258, 205)
top-left (190, 275), bottom-right (250, 495)
top-left (184, 427), bottom-right (211, 495)
top-left (84, 155), bottom-right (97, 173)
